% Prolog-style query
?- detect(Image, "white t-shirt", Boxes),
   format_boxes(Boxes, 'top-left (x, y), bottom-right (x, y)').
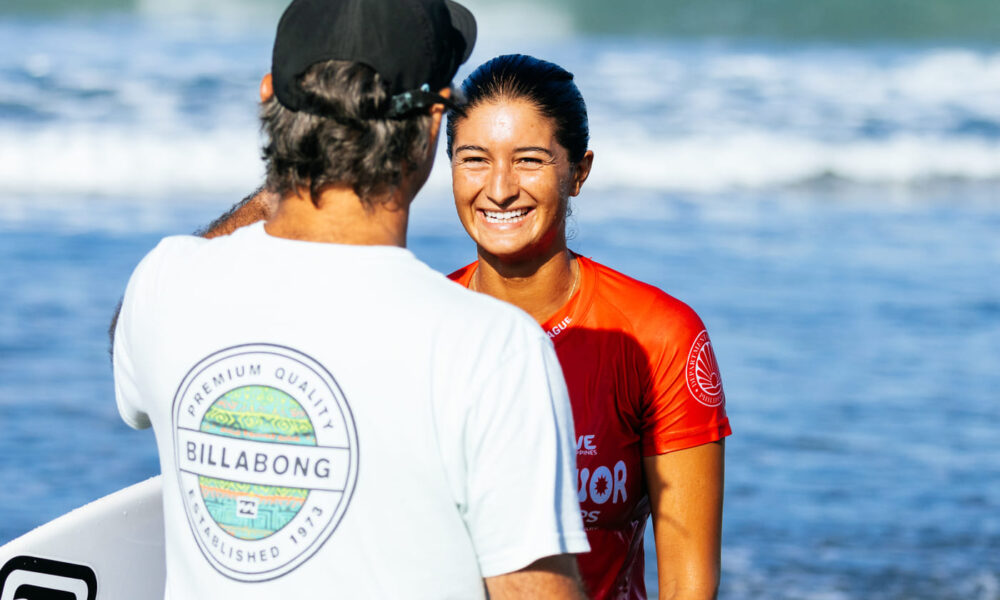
top-left (113, 223), bottom-right (588, 599)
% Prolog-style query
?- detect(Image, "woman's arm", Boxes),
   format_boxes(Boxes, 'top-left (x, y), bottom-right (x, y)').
top-left (642, 440), bottom-right (725, 600)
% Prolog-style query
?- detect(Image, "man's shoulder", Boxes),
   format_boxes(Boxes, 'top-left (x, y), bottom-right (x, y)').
top-left (158, 233), bottom-right (211, 251)
top-left (427, 269), bottom-right (542, 338)
top-left (144, 232), bottom-right (215, 263)
top-left (128, 234), bottom-right (208, 282)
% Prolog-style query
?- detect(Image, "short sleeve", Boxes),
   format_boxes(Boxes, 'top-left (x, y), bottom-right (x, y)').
top-left (112, 247), bottom-right (164, 430)
top-left (462, 327), bottom-right (590, 577)
top-left (640, 304), bottom-right (732, 456)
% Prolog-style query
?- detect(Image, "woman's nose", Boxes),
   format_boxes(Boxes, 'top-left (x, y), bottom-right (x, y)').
top-left (486, 162), bottom-right (519, 205)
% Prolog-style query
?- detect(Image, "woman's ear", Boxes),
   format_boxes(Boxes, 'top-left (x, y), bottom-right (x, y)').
top-left (570, 150), bottom-right (594, 197)
top-left (260, 73), bottom-right (274, 103)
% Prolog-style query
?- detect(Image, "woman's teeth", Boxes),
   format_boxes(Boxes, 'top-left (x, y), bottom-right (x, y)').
top-left (483, 208), bottom-right (530, 223)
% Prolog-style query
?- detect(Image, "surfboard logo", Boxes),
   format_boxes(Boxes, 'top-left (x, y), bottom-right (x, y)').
top-left (0, 556), bottom-right (96, 600)
top-left (685, 330), bottom-right (726, 407)
top-left (172, 344), bottom-right (359, 582)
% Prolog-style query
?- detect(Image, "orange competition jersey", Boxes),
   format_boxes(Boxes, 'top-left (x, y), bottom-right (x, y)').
top-left (449, 255), bottom-right (732, 600)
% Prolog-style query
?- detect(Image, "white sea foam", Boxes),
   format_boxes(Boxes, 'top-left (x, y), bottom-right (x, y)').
top-left (588, 131), bottom-right (1000, 192)
top-left (583, 47), bottom-right (1000, 138)
top-left (3, 23), bottom-right (999, 199)
top-left (3, 124), bottom-right (997, 199)
top-left (0, 125), bottom-right (263, 197)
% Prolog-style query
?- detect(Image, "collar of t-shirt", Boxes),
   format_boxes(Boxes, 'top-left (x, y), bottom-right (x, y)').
top-left (243, 221), bottom-right (417, 261)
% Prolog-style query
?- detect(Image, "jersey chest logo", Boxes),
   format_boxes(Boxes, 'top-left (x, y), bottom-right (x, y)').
top-left (171, 344), bottom-right (359, 582)
top-left (685, 330), bottom-right (726, 407)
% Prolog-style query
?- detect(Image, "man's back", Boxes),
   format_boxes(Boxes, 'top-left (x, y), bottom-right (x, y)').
top-left (113, 223), bottom-right (587, 598)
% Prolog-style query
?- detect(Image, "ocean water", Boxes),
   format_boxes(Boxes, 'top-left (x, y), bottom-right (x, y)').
top-left (1, 3), bottom-right (999, 599)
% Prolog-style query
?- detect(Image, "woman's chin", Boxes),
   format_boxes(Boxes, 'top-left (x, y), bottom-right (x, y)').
top-left (478, 235), bottom-right (566, 268)
top-left (477, 239), bottom-right (533, 262)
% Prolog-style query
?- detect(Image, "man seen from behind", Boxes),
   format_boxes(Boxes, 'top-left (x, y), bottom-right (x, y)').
top-left (111, 0), bottom-right (590, 597)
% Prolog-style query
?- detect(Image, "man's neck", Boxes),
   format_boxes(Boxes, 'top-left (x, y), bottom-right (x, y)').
top-left (264, 186), bottom-right (410, 247)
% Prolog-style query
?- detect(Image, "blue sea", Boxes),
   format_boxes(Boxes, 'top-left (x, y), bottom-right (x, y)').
top-left (1, 1), bottom-right (999, 598)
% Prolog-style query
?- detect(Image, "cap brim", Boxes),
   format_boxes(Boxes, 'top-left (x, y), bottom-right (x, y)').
top-left (445, 0), bottom-right (477, 64)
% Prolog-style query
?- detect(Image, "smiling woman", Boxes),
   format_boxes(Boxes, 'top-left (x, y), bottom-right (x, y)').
top-left (451, 98), bottom-right (591, 275)
top-left (446, 55), bottom-right (732, 600)
top-left (446, 56), bottom-right (594, 321)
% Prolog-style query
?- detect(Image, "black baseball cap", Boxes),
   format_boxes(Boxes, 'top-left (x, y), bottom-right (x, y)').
top-left (272, 0), bottom-right (476, 117)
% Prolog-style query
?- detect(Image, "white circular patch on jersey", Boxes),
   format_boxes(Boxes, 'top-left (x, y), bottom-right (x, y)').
top-left (685, 330), bottom-right (726, 407)
top-left (171, 343), bottom-right (358, 582)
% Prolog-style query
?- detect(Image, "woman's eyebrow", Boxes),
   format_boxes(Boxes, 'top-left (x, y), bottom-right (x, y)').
top-left (514, 146), bottom-right (554, 156)
top-left (454, 144), bottom-right (488, 153)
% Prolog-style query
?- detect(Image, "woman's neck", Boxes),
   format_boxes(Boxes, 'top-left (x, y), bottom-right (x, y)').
top-left (472, 244), bottom-right (579, 325)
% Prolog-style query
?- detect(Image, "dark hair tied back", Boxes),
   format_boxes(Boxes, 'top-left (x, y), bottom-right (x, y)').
top-left (446, 54), bottom-right (589, 163)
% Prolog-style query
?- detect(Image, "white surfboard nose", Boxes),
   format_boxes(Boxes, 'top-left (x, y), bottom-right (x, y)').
top-left (0, 477), bottom-right (164, 600)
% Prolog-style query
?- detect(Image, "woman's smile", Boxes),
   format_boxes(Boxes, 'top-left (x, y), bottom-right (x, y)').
top-left (481, 207), bottom-right (532, 224)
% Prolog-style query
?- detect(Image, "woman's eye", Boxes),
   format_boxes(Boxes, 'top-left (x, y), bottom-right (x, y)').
top-left (517, 157), bottom-right (544, 169)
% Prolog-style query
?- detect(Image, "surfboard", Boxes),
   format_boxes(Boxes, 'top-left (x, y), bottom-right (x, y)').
top-left (0, 476), bottom-right (165, 600)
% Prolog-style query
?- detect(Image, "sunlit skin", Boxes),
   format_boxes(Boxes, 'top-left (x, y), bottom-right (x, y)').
top-left (451, 98), bottom-right (724, 600)
top-left (451, 99), bottom-right (593, 323)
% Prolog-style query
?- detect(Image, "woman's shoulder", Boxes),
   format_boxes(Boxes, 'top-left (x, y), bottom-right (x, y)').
top-left (581, 256), bottom-right (704, 330)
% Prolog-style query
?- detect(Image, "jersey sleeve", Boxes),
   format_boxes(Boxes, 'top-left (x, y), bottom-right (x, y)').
top-left (462, 326), bottom-right (590, 577)
top-left (640, 301), bottom-right (731, 456)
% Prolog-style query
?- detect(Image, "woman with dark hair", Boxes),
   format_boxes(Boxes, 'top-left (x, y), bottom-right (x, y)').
top-left (447, 54), bottom-right (732, 600)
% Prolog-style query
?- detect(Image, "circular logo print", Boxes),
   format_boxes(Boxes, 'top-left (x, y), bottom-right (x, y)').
top-left (172, 344), bottom-right (358, 582)
top-left (685, 330), bottom-right (726, 407)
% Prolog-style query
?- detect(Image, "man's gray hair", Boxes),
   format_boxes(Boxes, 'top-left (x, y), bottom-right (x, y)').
top-left (262, 60), bottom-right (433, 206)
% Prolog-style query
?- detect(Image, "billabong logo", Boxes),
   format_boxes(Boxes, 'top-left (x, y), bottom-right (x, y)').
top-left (172, 344), bottom-right (358, 582)
top-left (685, 330), bottom-right (725, 407)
